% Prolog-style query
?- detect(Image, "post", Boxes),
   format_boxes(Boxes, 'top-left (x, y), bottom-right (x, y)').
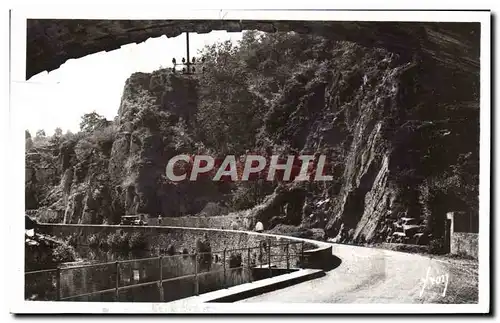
top-left (446, 212), bottom-right (455, 254)
top-left (247, 247), bottom-right (252, 282)
top-left (194, 253), bottom-right (199, 296)
top-left (186, 32), bottom-right (190, 71)
top-left (268, 240), bottom-right (272, 278)
top-left (158, 256), bottom-right (164, 302)
top-left (223, 249), bottom-right (227, 288)
top-left (115, 261), bottom-right (120, 301)
top-left (259, 242), bottom-right (263, 268)
top-left (286, 243), bottom-right (290, 270)
top-left (56, 268), bottom-right (61, 301)
top-left (301, 241), bottom-right (305, 268)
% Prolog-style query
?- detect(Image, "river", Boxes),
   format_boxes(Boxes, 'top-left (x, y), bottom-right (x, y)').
top-left (25, 246), bottom-right (252, 302)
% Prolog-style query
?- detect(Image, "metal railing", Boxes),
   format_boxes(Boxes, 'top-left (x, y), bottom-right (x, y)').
top-left (25, 240), bottom-right (305, 302)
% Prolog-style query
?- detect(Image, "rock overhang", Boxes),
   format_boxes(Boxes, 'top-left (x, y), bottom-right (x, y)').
top-left (26, 19), bottom-right (480, 80)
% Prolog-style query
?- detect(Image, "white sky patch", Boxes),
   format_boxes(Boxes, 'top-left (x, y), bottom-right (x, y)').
top-left (16, 31), bottom-right (243, 135)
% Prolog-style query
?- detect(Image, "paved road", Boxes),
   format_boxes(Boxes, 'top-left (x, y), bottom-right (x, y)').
top-left (239, 243), bottom-right (478, 303)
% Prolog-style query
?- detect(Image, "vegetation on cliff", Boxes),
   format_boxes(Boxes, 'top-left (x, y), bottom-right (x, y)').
top-left (25, 233), bottom-right (77, 271)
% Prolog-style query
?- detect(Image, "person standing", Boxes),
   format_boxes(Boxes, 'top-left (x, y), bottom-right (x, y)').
top-left (157, 214), bottom-right (162, 226)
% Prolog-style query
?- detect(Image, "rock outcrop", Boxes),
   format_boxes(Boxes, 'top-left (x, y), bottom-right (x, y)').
top-left (27, 20), bottom-right (479, 79)
top-left (244, 36), bottom-right (478, 243)
top-left (26, 70), bottom-right (229, 224)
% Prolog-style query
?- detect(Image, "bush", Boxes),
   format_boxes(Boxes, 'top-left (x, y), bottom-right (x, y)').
top-left (229, 253), bottom-right (242, 268)
top-left (196, 238), bottom-right (212, 270)
top-left (37, 209), bottom-right (64, 224)
top-left (90, 124), bottom-right (118, 154)
top-left (26, 137), bottom-right (34, 151)
top-left (289, 228), bottom-right (314, 239)
top-left (128, 232), bottom-right (147, 250)
top-left (80, 112), bottom-right (110, 133)
top-left (230, 221), bottom-right (239, 230)
top-left (52, 244), bottom-right (77, 263)
top-left (196, 238), bottom-right (211, 254)
top-left (66, 233), bottom-right (78, 246)
top-left (230, 181), bottom-right (275, 211)
top-left (107, 231), bottom-right (130, 250)
top-left (428, 238), bottom-right (445, 254)
top-left (166, 244), bottom-right (176, 256)
top-left (73, 123), bottom-right (117, 162)
top-left (88, 234), bottom-right (100, 248)
top-left (198, 202), bottom-right (229, 217)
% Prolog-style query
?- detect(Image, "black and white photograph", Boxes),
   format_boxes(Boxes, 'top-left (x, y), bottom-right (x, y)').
top-left (7, 8), bottom-right (491, 314)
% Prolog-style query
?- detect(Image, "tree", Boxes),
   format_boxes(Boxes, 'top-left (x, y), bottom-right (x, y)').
top-left (194, 31), bottom-right (327, 155)
top-left (25, 137), bottom-right (33, 150)
top-left (26, 130), bottom-right (34, 149)
top-left (48, 127), bottom-right (65, 145)
top-left (80, 111), bottom-right (109, 133)
top-left (32, 129), bottom-right (48, 145)
top-left (196, 39), bottom-right (266, 154)
top-left (54, 127), bottom-right (63, 137)
top-left (35, 129), bottom-right (46, 138)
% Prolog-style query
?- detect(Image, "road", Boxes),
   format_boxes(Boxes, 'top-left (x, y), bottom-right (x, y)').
top-left (239, 243), bottom-right (478, 304)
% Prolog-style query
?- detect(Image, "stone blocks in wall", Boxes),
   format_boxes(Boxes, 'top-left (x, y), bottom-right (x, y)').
top-left (37, 224), bottom-right (315, 264)
top-left (148, 215), bottom-right (252, 231)
top-left (451, 232), bottom-right (478, 259)
top-left (446, 211), bottom-right (479, 259)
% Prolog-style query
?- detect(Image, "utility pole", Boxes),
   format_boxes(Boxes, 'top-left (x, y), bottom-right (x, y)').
top-left (171, 32), bottom-right (205, 75)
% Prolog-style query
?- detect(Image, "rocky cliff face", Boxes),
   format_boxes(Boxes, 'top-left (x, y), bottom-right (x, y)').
top-left (108, 70), bottom-right (225, 218)
top-left (26, 70), bottom-right (231, 224)
top-left (249, 34), bottom-right (478, 243)
top-left (26, 24), bottom-right (479, 245)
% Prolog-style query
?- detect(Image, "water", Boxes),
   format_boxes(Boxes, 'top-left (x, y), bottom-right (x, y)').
top-left (25, 246), bottom-right (252, 302)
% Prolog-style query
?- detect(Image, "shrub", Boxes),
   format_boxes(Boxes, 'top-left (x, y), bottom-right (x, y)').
top-left (198, 202), bottom-right (229, 217)
top-left (80, 111), bottom-right (109, 133)
top-left (107, 231), bottom-right (130, 250)
top-left (74, 138), bottom-right (94, 161)
top-left (289, 228), bottom-right (313, 239)
top-left (26, 137), bottom-right (34, 151)
top-left (229, 253), bottom-right (242, 268)
top-left (230, 181), bottom-right (275, 211)
top-left (230, 221), bottom-right (239, 230)
top-left (196, 238), bottom-right (211, 254)
top-left (88, 234), bottom-right (100, 248)
top-left (166, 244), bottom-right (176, 256)
top-left (428, 238), bottom-right (445, 254)
top-left (66, 233), bottom-right (78, 246)
top-left (90, 124), bottom-right (118, 154)
top-left (74, 123), bottom-right (117, 161)
top-left (37, 209), bottom-right (64, 224)
top-left (52, 244), bottom-right (77, 263)
top-left (196, 238), bottom-right (212, 270)
top-left (128, 232), bottom-right (147, 250)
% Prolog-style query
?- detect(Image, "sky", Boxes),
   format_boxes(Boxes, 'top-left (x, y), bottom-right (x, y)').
top-left (16, 31), bottom-right (243, 136)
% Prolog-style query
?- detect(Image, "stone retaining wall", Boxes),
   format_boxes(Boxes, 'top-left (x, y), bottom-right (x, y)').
top-left (149, 215), bottom-right (252, 231)
top-left (37, 224), bottom-right (325, 267)
top-left (451, 232), bottom-right (478, 259)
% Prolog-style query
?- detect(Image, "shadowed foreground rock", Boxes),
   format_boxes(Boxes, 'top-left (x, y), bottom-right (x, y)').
top-left (26, 20), bottom-right (479, 79)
